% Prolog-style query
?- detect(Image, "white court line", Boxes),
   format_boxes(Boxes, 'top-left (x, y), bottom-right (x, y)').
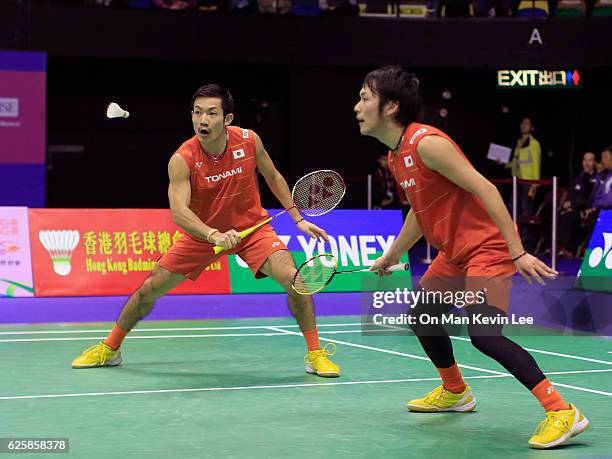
top-left (544, 368), bottom-right (612, 375)
top-left (0, 375), bottom-right (512, 401)
top-left (266, 327), bottom-right (506, 376)
top-left (552, 383), bottom-right (612, 397)
top-left (0, 329), bottom-right (388, 343)
top-left (268, 327), bottom-right (612, 398)
top-left (450, 336), bottom-right (612, 366)
top-left (0, 323), bottom-right (362, 336)
top-left (0, 333), bottom-right (290, 343)
top-left (1, 369), bottom-right (609, 402)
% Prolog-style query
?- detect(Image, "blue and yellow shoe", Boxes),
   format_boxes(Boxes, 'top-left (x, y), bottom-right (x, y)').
top-left (305, 343), bottom-right (340, 378)
top-left (71, 341), bottom-right (122, 369)
top-left (528, 404), bottom-right (589, 449)
top-left (407, 384), bottom-right (476, 412)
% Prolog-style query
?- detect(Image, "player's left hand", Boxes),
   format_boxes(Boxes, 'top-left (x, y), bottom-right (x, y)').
top-left (514, 253), bottom-right (558, 286)
top-left (297, 220), bottom-right (329, 242)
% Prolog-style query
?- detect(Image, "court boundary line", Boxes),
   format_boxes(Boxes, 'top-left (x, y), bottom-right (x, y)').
top-left (0, 323), bottom-right (363, 336)
top-left (1, 369), bottom-right (610, 402)
top-left (449, 336), bottom-right (612, 366)
top-left (267, 327), bottom-right (612, 398)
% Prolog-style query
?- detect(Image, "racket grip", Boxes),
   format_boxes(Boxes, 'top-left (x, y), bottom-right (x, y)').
top-left (212, 217), bottom-right (273, 254)
top-left (387, 262), bottom-right (410, 272)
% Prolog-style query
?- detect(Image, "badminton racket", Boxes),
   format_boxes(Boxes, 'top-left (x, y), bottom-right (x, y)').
top-left (213, 169), bottom-right (345, 254)
top-left (292, 253), bottom-right (410, 295)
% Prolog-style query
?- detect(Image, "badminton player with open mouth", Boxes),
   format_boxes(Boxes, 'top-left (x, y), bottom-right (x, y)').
top-left (71, 84), bottom-right (340, 377)
top-left (354, 66), bottom-right (589, 449)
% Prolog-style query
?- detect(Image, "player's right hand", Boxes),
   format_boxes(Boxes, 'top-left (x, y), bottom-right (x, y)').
top-left (211, 229), bottom-right (242, 250)
top-left (371, 255), bottom-right (400, 276)
top-left (515, 253), bottom-right (558, 286)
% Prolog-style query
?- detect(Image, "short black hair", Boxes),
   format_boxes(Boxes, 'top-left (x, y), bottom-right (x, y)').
top-left (191, 84), bottom-right (234, 115)
top-left (363, 65), bottom-right (422, 127)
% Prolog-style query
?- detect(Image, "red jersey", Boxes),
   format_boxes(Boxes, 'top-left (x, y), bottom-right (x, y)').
top-left (388, 123), bottom-right (511, 264)
top-left (175, 126), bottom-right (268, 233)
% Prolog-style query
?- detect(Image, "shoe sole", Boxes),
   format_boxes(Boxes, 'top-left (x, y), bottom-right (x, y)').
top-left (305, 364), bottom-right (340, 378)
top-left (407, 394), bottom-right (477, 413)
top-left (71, 355), bottom-right (123, 369)
top-left (528, 415), bottom-right (590, 449)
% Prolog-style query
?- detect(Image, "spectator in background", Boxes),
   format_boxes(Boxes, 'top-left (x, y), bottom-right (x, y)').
top-left (507, 117), bottom-right (542, 217)
top-left (372, 154), bottom-right (396, 209)
top-left (581, 147), bottom-right (612, 244)
top-left (557, 151), bottom-right (598, 258)
top-left (152, 0), bottom-right (197, 8)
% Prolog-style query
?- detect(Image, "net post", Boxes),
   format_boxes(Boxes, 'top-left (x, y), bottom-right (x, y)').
top-left (422, 242), bottom-right (432, 264)
top-left (552, 176), bottom-right (557, 272)
top-left (367, 174), bottom-right (372, 210)
top-left (512, 175), bottom-right (517, 224)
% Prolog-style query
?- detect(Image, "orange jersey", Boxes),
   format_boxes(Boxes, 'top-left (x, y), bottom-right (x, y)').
top-left (175, 126), bottom-right (268, 233)
top-left (388, 123), bottom-right (512, 264)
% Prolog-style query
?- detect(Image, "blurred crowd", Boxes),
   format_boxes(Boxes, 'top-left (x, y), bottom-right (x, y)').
top-left (57, 0), bottom-right (612, 18)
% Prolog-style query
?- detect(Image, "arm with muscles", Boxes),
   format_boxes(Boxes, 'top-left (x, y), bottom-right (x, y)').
top-left (371, 207), bottom-right (423, 275)
top-left (418, 135), bottom-right (558, 285)
top-left (167, 154), bottom-right (241, 249)
top-left (253, 132), bottom-right (328, 242)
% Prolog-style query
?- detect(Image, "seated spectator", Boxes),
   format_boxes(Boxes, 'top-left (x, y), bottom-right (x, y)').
top-left (578, 146), bottom-right (612, 256)
top-left (592, 0), bottom-right (612, 16)
top-left (516, 0), bottom-right (549, 16)
top-left (372, 154), bottom-right (397, 209)
top-left (554, 0), bottom-right (585, 16)
top-left (152, 0), bottom-right (197, 8)
top-left (557, 151), bottom-right (597, 258)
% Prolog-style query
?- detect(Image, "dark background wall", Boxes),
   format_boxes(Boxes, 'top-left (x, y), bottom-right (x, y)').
top-left (2, 2), bottom-right (612, 209)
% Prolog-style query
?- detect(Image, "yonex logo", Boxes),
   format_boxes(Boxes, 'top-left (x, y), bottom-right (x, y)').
top-left (272, 241), bottom-right (281, 248)
top-left (546, 386), bottom-right (554, 395)
top-left (232, 148), bottom-right (245, 159)
top-left (195, 162), bottom-right (203, 168)
top-left (588, 232), bottom-right (612, 270)
top-left (409, 128), bottom-right (428, 145)
top-left (404, 155), bottom-right (414, 168)
top-left (242, 129), bottom-right (249, 139)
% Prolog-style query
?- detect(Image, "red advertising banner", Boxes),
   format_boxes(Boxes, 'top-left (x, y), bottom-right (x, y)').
top-left (28, 209), bottom-right (231, 297)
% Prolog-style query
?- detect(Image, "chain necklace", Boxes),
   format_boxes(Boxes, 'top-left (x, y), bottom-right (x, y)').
top-left (205, 129), bottom-right (229, 162)
top-left (392, 125), bottom-right (408, 153)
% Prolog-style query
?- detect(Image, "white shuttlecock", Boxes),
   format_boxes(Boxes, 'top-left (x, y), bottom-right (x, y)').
top-left (39, 230), bottom-right (80, 276)
top-left (106, 102), bottom-right (130, 119)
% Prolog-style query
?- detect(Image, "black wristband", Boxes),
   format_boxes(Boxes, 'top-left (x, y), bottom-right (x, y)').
top-left (512, 251), bottom-right (527, 262)
top-left (295, 218), bottom-right (305, 224)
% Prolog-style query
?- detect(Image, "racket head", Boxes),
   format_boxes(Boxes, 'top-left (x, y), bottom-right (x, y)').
top-left (291, 170), bottom-right (346, 217)
top-left (292, 253), bottom-right (338, 295)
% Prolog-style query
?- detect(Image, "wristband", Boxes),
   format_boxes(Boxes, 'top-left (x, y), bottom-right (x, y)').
top-left (295, 218), bottom-right (305, 224)
top-left (512, 251), bottom-right (527, 262)
top-left (206, 229), bottom-right (219, 243)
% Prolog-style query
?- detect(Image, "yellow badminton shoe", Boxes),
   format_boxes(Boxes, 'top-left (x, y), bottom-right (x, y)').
top-left (71, 341), bottom-right (122, 369)
top-left (528, 404), bottom-right (589, 449)
top-left (407, 384), bottom-right (476, 412)
top-left (305, 343), bottom-right (340, 378)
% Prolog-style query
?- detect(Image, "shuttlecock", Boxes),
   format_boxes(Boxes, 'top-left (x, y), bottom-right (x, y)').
top-left (106, 102), bottom-right (130, 119)
top-left (39, 230), bottom-right (80, 276)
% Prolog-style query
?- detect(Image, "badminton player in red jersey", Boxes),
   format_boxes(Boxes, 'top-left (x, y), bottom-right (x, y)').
top-left (355, 66), bottom-right (589, 449)
top-left (72, 84), bottom-right (340, 377)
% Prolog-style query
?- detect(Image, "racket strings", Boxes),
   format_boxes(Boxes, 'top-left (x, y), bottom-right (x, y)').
top-left (292, 171), bottom-right (345, 217)
top-left (293, 255), bottom-right (337, 295)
